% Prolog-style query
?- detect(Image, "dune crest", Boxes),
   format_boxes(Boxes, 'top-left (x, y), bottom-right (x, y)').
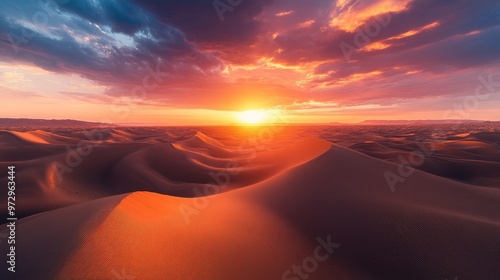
top-left (0, 130), bottom-right (49, 144)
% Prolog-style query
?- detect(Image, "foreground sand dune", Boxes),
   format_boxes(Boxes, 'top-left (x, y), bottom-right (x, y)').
top-left (1, 125), bottom-right (500, 279)
top-left (1, 132), bottom-right (500, 279)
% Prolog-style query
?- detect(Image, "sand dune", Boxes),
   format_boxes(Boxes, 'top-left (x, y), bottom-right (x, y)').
top-left (1, 130), bottom-right (49, 144)
top-left (1, 125), bottom-right (500, 279)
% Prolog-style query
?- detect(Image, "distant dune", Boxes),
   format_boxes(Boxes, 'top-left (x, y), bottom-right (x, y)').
top-left (358, 119), bottom-right (492, 125)
top-left (0, 118), bottom-right (114, 128)
top-left (0, 125), bottom-right (499, 279)
top-left (2, 117), bottom-right (498, 128)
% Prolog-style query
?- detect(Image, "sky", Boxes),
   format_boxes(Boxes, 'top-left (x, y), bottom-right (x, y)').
top-left (0, 0), bottom-right (500, 125)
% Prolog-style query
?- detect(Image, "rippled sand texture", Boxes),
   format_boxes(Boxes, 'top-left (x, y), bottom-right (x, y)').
top-left (0, 124), bottom-right (499, 279)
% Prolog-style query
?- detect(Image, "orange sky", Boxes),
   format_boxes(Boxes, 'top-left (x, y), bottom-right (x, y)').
top-left (1, 0), bottom-right (499, 125)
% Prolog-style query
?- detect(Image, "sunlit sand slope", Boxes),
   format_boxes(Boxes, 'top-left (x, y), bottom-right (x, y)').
top-left (1, 138), bottom-right (499, 279)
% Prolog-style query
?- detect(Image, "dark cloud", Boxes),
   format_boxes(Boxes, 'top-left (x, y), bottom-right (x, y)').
top-left (58, 0), bottom-right (147, 35)
top-left (132, 0), bottom-right (273, 44)
top-left (0, 0), bottom-right (224, 90)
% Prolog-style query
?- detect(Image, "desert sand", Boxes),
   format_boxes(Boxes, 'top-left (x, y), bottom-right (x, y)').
top-left (1, 124), bottom-right (499, 279)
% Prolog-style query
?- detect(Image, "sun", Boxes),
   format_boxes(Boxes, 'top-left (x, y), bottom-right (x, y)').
top-left (238, 110), bottom-right (268, 124)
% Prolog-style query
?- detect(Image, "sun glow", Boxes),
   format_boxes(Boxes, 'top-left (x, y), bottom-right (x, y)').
top-left (237, 110), bottom-right (269, 124)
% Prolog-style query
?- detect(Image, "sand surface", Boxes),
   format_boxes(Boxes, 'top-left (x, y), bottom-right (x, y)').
top-left (1, 124), bottom-right (499, 279)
